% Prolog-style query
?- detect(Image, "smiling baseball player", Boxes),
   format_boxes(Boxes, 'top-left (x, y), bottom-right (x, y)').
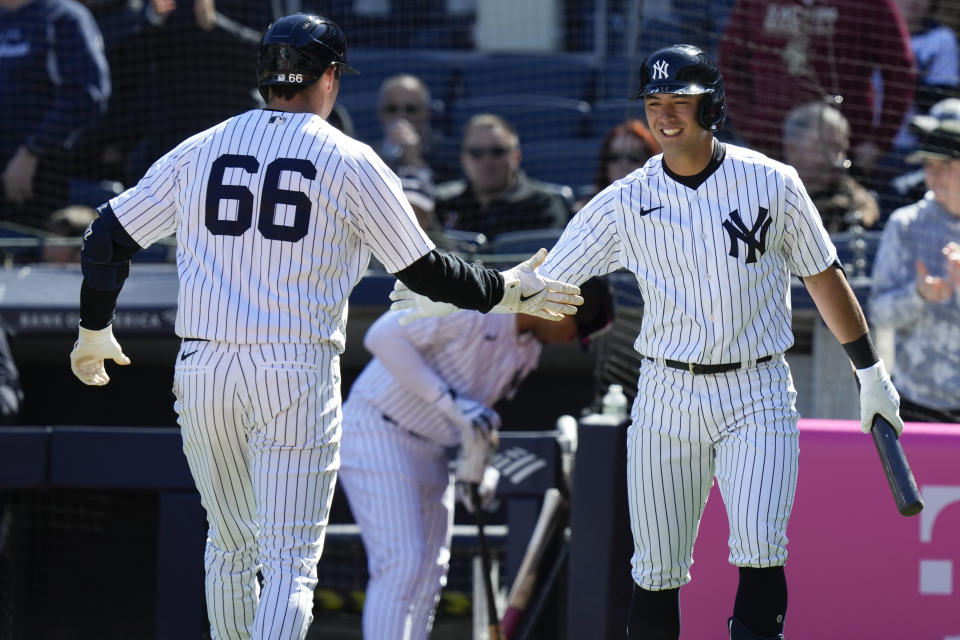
top-left (66, 13), bottom-right (579, 640)
top-left (394, 44), bottom-right (905, 640)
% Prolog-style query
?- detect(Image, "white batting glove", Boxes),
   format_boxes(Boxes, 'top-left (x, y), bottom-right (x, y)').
top-left (455, 465), bottom-right (501, 513)
top-left (388, 280), bottom-right (458, 326)
top-left (855, 361), bottom-right (904, 436)
top-left (437, 391), bottom-right (500, 484)
top-left (493, 248), bottom-right (583, 321)
top-left (70, 326), bottom-right (131, 386)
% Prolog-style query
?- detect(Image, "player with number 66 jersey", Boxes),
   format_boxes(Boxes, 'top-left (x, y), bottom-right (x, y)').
top-left (67, 13), bottom-right (580, 640)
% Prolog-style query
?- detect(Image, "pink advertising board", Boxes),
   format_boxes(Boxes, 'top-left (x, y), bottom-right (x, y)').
top-left (678, 419), bottom-right (960, 639)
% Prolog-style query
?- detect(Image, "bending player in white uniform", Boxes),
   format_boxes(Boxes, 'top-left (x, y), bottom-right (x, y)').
top-left (393, 45), bottom-right (905, 640)
top-left (339, 278), bottom-right (612, 640)
top-left (66, 14), bottom-right (580, 640)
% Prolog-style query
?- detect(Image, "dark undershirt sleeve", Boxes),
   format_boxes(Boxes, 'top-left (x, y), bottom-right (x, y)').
top-left (393, 250), bottom-right (504, 313)
top-left (80, 282), bottom-right (122, 330)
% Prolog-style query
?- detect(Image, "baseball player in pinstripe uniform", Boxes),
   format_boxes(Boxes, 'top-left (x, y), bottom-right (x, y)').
top-left (338, 279), bottom-right (612, 640)
top-left (66, 14), bottom-right (581, 640)
top-left (394, 45), bottom-right (906, 640)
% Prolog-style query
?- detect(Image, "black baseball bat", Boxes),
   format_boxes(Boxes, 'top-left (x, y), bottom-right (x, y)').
top-left (871, 414), bottom-right (924, 517)
top-left (471, 484), bottom-right (504, 640)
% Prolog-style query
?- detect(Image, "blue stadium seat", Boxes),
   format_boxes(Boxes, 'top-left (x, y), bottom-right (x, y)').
top-left (488, 227), bottom-right (565, 255)
top-left (519, 138), bottom-right (600, 192)
top-left (0, 222), bottom-right (43, 263)
top-left (339, 48), bottom-right (469, 102)
top-left (335, 91), bottom-right (384, 145)
top-left (457, 53), bottom-right (598, 100)
top-left (596, 56), bottom-right (641, 101)
top-left (449, 95), bottom-right (591, 143)
top-left (590, 98), bottom-right (648, 139)
top-left (831, 229), bottom-right (883, 279)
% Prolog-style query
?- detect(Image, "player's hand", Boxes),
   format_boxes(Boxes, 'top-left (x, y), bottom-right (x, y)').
top-left (437, 391), bottom-right (500, 484)
top-left (70, 326), bottom-right (131, 386)
top-left (456, 466), bottom-right (501, 513)
top-left (2, 146), bottom-right (38, 204)
top-left (855, 361), bottom-right (904, 436)
top-left (493, 248), bottom-right (582, 321)
top-left (388, 280), bottom-right (458, 325)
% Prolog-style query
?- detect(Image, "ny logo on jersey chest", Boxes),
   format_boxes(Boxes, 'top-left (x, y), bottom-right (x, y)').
top-left (722, 207), bottom-right (772, 264)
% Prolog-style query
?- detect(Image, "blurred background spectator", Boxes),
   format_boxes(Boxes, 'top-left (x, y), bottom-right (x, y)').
top-left (577, 118), bottom-right (659, 209)
top-left (782, 101), bottom-right (879, 233)
top-left (874, 0), bottom-right (960, 216)
top-left (717, 0), bottom-right (916, 185)
top-left (41, 204), bottom-right (97, 264)
top-left (374, 74), bottom-right (450, 230)
top-left (0, 0), bottom-right (110, 230)
top-left (123, 0), bottom-right (271, 180)
top-left (869, 98), bottom-right (960, 423)
top-left (434, 114), bottom-right (574, 239)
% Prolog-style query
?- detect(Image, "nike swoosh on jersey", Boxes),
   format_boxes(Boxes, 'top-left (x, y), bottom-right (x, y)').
top-left (519, 289), bottom-right (545, 302)
top-left (180, 350), bottom-right (199, 361)
top-left (638, 205), bottom-right (663, 216)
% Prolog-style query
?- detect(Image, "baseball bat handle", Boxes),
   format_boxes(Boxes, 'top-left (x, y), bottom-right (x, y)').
top-left (871, 414), bottom-right (923, 517)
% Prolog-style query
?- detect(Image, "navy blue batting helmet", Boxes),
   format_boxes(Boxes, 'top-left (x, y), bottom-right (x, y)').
top-left (631, 44), bottom-right (726, 132)
top-left (257, 14), bottom-right (358, 102)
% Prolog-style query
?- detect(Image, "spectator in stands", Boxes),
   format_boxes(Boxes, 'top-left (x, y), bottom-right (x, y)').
top-left (0, 319), bottom-right (23, 425)
top-left (577, 119), bottom-right (660, 209)
top-left (869, 98), bottom-right (960, 423)
top-left (435, 114), bottom-right (574, 239)
top-left (782, 101), bottom-right (880, 232)
top-left (126, 0), bottom-right (271, 179)
top-left (0, 0), bottom-right (110, 230)
top-left (717, 0), bottom-right (916, 182)
top-left (875, 0), bottom-right (960, 215)
top-left (41, 205), bottom-right (97, 264)
top-left (376, 74), bottom-right (449, 229)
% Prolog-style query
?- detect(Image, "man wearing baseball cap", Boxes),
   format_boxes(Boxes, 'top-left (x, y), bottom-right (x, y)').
top-left (869, 98), bottom-right (960, 423)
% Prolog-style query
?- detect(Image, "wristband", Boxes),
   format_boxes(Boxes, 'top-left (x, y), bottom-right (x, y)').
top-left (842, 333), bottom-right (879, 370)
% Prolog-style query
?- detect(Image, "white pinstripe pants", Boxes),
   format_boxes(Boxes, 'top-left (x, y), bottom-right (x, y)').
top-left (338, 400), bottom-right (454, 640)
top-left (627, 355), bottom-right (800, 590)
top-left (173, 341), bottom-right (342, 640)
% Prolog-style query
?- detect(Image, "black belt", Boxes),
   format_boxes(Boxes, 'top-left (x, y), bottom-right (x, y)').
top-left (644, 355), bottom-right (773, 375)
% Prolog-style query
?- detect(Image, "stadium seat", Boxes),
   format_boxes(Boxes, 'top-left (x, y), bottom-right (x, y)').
top-left (0, 221), bottom-right (43, 263)
top-left (519, 138), bottom-right (600, 193)
top-left (67, 178), bottom-right (124, 209)
top-left (831, 229), bottom-right (883, 279)
top-left (596, 56), bottom-right (641, 101)
top-left (590, 98), bottom-right (648, 139)
top-left (488, 227), bottom-right (565, 255)
top-left (334, 92), bottom-right (382, 145)
top-left (457, 53), bottom-right (598, 101)
top-left (448, 94), bottom-right (591, 142)
top-left (338, 48), bottom-right (469, 102)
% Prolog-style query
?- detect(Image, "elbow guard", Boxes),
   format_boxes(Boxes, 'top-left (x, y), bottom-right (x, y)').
top-left (80, 205), bottom-right (141, 291)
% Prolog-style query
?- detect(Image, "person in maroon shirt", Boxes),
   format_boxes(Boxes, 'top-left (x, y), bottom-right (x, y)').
top-left (718, 0), bottom-right (916, 180)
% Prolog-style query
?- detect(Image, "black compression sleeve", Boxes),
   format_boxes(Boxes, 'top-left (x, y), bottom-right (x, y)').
top-left (394, 250), bottom-right (504, 313)
top-left (80, 282), bottom-right (122, 330)
top-left (842, 333), bottom-right (880, 369)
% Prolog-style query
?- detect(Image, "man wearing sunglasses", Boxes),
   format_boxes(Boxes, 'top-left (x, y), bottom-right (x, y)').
top-left (435, 113), bottom-right (574, 239)
top-left (376, 75), bottom-right (454, 230)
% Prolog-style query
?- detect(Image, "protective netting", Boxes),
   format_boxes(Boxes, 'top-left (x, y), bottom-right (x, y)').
top-left (3, 1), bottom-right (956, 249)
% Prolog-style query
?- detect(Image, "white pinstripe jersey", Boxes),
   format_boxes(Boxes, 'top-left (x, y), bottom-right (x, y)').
top-left (346, 311), bottom-right (542, 446)
top-left (542, 143), bottom-right (837, 364)
top-left (109, 109), bottom-right (433, 348)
